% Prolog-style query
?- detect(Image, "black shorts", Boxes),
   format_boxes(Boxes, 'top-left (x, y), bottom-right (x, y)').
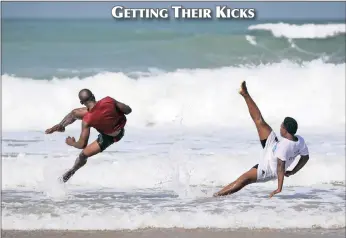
top-left (96, 128), bottom-right (125, 152)
top-left (252, 135), bottom-right (278, 170)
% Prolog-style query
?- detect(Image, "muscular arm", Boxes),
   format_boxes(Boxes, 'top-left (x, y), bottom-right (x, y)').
top-left (288, 155), bottom-right (309, 176)
top-left (270, 158), bottom-right (286, 198)
top-left (276, 159), bottom-right (285, 192)
top-left (69, 121), bottom-right (90, 149)
top-left (45, 107), bottom-right (87, 134)
top-left (58, 107), bottom-right (87, 128)
top-left (115, 101), bottom-right (132, 115)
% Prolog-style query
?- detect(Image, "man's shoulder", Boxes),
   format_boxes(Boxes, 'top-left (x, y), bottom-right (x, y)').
top-left (278, 138), bottom-right (291, 147)
top-left (275, 138), bottom-right (293, 153)
top-left (82, 112), bottom-right (92, 123)
top-left (99, 96), bottom-right (116, 102)
top-left (296, 135), bottom-right (308, 150)
top-left (296, 135), bottom-right (305, 142)
top-left (295, 135), bottom-right (307, 145)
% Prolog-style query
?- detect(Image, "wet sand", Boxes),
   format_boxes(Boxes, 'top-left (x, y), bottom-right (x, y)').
top-left (2, 228), bottom-right (345, 238)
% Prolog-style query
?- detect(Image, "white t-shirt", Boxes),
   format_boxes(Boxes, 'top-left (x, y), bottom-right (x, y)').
top-left (270, 135), bottom-right (309, 174)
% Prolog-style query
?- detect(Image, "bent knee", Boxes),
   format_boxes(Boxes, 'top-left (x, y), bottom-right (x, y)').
top-left (79, 152), bottom-right (88, 163)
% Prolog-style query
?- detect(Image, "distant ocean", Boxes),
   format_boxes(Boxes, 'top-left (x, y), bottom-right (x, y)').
top-left (2, 19), bottom-right (345, 230)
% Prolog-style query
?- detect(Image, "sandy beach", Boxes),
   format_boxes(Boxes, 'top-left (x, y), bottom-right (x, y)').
top-left (2, 229), bottom-right (345, 238)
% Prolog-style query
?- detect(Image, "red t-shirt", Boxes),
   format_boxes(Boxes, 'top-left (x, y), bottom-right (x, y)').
top-left (82, 96), bottom-right (127, 135)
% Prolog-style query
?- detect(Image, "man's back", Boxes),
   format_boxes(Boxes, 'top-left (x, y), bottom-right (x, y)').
top-left (271, 135), bottom-right (309, 172)
top-left (83, 96), bottom-right (127, 135)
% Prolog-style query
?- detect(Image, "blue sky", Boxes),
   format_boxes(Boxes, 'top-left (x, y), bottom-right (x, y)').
top-left (2, 1), bottom-right (345, 20)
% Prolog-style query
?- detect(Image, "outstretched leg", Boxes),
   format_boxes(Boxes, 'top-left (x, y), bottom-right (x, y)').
top-left (239, 81), bottom-right (272, 143)
top-left (213, 168), bottom-right (257, 197)
top-left (62, 141), bottom-right (101, 183)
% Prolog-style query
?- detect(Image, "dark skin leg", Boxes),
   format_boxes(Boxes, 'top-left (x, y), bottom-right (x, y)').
top-left (213, 81), bottom-right (272, 197)
top-left (239, 81), bottom-right (272, 140)
top-left (213, 168), bottom-right (258, 197)
top-left (62, 141), bottom-right (101, 183)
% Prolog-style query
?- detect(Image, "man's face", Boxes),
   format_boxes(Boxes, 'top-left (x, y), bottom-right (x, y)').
top-left (280, 122), bottom-right (286, 137)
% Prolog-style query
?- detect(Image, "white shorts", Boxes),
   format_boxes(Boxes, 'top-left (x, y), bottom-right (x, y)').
top-left (256, 131), bottom-right (278, 183)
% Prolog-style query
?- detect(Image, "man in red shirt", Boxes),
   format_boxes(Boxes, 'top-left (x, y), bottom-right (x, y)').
top-left (45, 89), bottom-right (132, 183)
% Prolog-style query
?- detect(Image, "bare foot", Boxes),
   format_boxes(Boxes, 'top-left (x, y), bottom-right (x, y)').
top-left (238, 81), bottom-right (249, 96)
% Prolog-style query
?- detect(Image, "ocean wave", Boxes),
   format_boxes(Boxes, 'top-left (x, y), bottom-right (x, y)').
top-left (2, 60), bottom-right (345, 131)
top-left (248, 23), bottom-right (346, 39)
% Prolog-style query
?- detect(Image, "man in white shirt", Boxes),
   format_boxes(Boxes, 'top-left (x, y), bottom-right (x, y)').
top-left (213, 81), bottom-right (310, 198)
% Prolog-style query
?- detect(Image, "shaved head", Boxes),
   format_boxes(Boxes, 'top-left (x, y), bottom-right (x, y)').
top-left (78, 89), bottom-right (95, 104)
